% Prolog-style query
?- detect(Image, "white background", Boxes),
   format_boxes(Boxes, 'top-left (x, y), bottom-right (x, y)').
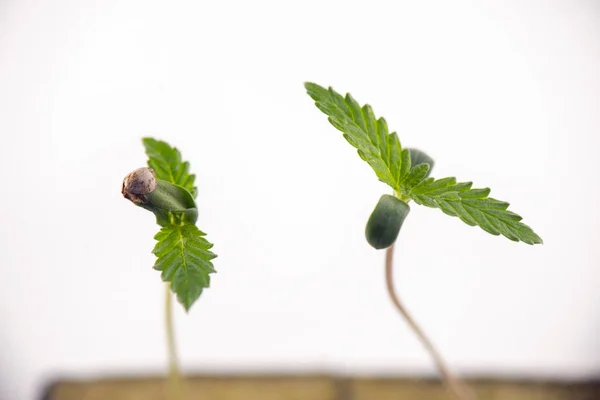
top-left (1, 1), bottom-right (600, 399)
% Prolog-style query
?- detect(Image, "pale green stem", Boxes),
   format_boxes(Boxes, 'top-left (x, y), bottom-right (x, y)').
top-left (165, 283), bottom-right (184, 400)
top-left (385, 244), bottom-right (477, 400)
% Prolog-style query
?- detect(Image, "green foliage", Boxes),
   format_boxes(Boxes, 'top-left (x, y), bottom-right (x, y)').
top-left (143, 138), bottom-right (197, 198)
top-left (153, 224), bottom-right (217, 311)
top-left (409, 177), bottom-right (542, 244)
top-left (402, 163), bottom-right (431, 192)
top-left (408, 148), bottom-right (434, 178)
top-left (305, 82), bottom-right (542, 245)
top-left (139, 180), bottom-right (198, 227)
top-left (304, 83), bottom-right (406, 190)
top-left (137, 138), bottom-right (217, 310)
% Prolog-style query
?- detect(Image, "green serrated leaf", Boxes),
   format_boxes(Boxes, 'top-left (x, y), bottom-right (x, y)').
top-left (305, 82), bottom-right (406, 190)
top-left (398, 149), bottom-right (411, 183)
top-left (132, 138), bottom-right (218, 311)
top-left (407, 148), bottom-right (435, 178)
top-left (142, 138), bottom-right (197, 198)
top-left (402, 164), bottom-right (431, 191)
top-left (152, 224), bottom-right (217, 311)
top-left (409, 177), bottom-right (543, 245)
top-left (305, 83), bottom-right (542, 246)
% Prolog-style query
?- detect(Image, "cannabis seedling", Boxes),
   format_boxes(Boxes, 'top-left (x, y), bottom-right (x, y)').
top-left (122, 138), bottom-right (217, 400)
top-left (305, 83), bottom-right (542, 400)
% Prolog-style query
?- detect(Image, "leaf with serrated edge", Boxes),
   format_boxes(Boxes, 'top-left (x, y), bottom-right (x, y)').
top-left (152, 224), bottom-right (217, 311)
top-left (305, 83), bottom-right (542, 245)
top-left (143, 137), bottom-right (197, 198)
top-left (139, 138), bottom-right (217, 311)
top-left (409, 177), bottom-right (542, 244)
top-left (305, 83), bottom-right (408, 190)
top-left (402, 164), bottom-right (430, 192)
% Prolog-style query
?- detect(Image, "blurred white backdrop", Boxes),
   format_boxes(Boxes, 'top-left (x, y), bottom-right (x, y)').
top-left (1, 0), bottom-right (600, 399)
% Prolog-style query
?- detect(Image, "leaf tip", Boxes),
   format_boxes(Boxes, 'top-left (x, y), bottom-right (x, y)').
top-left (304, 82), bottom-right (328, 101)
top-left (141, 137), bottom-right (157, 146)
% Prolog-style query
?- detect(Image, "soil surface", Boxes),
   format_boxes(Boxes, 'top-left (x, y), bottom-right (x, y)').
top-left (45, 375), bottom-right (600, 400)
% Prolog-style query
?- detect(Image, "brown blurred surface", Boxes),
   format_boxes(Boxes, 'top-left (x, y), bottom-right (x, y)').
top-left (45, 376), bottom-right (600, 400)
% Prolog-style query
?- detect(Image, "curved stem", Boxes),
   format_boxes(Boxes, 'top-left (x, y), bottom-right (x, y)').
top-left (385, 244), bottom-right (477, 400)
top-left (165, 283), bottom-right (184, 400)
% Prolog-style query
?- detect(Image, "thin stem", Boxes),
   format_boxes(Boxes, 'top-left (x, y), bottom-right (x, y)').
top-left (165, 283), bottom-right (184, 400)
top-left (385, 244), bottom-right (477, 400)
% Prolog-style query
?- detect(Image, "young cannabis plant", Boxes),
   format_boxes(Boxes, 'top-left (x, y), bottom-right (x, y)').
top-left (305, 82), bottom-right (542, 400)
top-left (305, 82), bottom-right (542, 246)
top-left (122, 138), bottom-right (217, 311)
top-left (122, 138), bottom-right (217, 400)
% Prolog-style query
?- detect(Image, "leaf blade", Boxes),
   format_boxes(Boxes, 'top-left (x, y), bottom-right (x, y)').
top-left (409, 177), bottom-right (543, 244)
top-left (130, 138), bottom-right (218, 311)
top-left (305, 82), bottom-right (404, 190)
top-left (142, 138), bottom-right (197, 198)
top-left (152, 224), bottom-right (217, 311)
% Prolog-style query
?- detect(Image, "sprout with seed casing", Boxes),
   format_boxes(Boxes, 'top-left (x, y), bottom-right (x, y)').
top-left (122, 167), bottom-right (198, 225)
